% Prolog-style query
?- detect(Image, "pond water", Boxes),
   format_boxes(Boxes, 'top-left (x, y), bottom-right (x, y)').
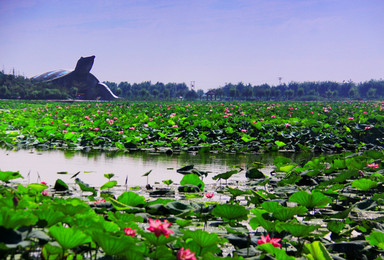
top-left (0, 149), bottom-right (314, 188)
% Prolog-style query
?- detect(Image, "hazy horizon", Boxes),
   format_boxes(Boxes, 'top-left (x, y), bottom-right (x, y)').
top-left (1, 0), bottom-right (383, 91)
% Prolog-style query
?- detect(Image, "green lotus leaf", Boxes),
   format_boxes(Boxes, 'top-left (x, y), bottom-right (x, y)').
top-left (212, 170), bottom-right (239, 181)
top-left (100, 180), bottom-right (118, 190)
top-left (182, 229), bottom-right (223, 256)
top-left (249, 213), bottom-right (279, 232)
top-left (117, 191), bottom-right (146, 207)
top-left (212, 204), bottom-right (249, 222)
top-left (162, 179), bottom-right (173, 185)
top-left (367, 230), bottom-right (384, 250)
top-left (34, 208), bottom-right (65, 227)
top-left (278, 223), bottom-right (320, 237)
top-left (351, 178), bottom-right (378, 191)
top-left (289, 190), bottom-right (332, 208)
top-left (275, 140), bottom-right (286, 148)
top-left (0, 171), bottom-right (23, 183)
top-left (177, 165), bottom-right (194, 173)
top-left (26, 183), bottom-right (47, 193)
top-left (93, 231), bottom-right (143, 256)
top-left (104, 173), bottom-right (115, 179)
top-left (261, 201), bottom-right (307, 221)
top-left (326, 220), bottom-right (346, 234)
top-left (49, 225), bottom-right (91, 250)
top-left (54, 179), bottom-right (69, 191)
top-left (0, 209), bottom-right (38, 229)
top-left (52, 198), bottom-right (91, 216)
top-left (180, 174), bottom-right (205, 190)
top-left (142, 170), bottom-right (152, 177)
top-left (42, 242), bottom-right (63, 260)
top-left (165, 201), bottom-right (193, 215)
top-left (245, 168), bottom-right (265, 179)
top-left (258, 243), bottom-right (295, 260)
top-left (304, 241), bottom-right (333, 260)
top-left (75, 178), bottom-right (97, 195)
top-left (140, 231), bottom-right (176, 246)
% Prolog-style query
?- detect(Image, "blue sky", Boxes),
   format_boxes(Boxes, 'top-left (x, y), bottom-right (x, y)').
top-left (1, 0), bottom-right (383, 91)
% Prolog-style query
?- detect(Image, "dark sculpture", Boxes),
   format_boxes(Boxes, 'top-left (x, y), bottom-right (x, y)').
top-left (32, 56), bottom-right (118, 100)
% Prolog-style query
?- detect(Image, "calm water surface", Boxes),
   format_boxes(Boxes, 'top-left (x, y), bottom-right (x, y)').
top-left (0, 149), bottom-right (313, 187)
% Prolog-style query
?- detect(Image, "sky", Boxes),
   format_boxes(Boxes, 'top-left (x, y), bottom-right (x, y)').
top-left (1, 0), bottom-right (383, 91)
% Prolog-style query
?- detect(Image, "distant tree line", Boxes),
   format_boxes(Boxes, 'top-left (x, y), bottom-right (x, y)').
top-left (1, 70), bottom-right (384, 101)
top-left (0, 72), bottom-right (69, 99)
top-left (103, 81), bottom-right (200, 100)
top-left (210, 80), bottom-right (384, 101)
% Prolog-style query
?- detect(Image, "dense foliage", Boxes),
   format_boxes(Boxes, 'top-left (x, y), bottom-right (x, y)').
top-left (2, 150), bottom-right (384, 259)
top-left (1, 100), bottom-right (384, 153)
top-left (2, 71), bottom-right (384, 101)
top-left (0, 72), bottom-right (69, 100)
top-left (213, 80), bottom-right (384, 101)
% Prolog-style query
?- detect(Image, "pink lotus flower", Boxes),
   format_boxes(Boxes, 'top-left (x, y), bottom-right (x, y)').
top-left (241, 129), bottom-right (247, 133)
top-left (94, 128), bottom-right (99, 131)
top-left (348, 117), bottom-right (354, 120)
top-left (367, 163), bottom-right (379, 169)
top-left (205, 192), bottom-right (214, 198)
top-left (124, 227), bottom-right (136, 237)
top-left (93, 199), bottom-right (106, 203)
top-left (285, 123), bottom-right (291, 127)
top-left (129, 127), bottom-right (135, 130)
top-left (365, 126), bottom-right (371, 130)
top-left (41, 182), bottom-right (47, 185)
top-left (259, 118), bottom-right (265, 121)
top-left (147, 218), bottom-right (174, 238)
top-left (84, 116), bottom-right (90, 120)
top-left (172, 125), bottom-right (179, 128)
top-left (118, 131), bottom-right (124, 134)
top-left (62, 130), bottom-right (68, 134)
top-left (257, 234), bottom-right (281, 248)
top-left (41, 190), bottom-right (49, 196)
top-left (271, 115), bottom-right (276, 118)
top-left (177, 247), bottom-right (196, 260)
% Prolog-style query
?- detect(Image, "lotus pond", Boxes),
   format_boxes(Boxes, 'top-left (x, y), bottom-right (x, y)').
top-left (2, 100), bottom-right (384, 259)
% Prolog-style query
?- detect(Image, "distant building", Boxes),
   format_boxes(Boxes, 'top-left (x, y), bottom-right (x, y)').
top-left (205, 90), bottom-right (217, 101)
top-left (32, 56), bottom-right (118, 100)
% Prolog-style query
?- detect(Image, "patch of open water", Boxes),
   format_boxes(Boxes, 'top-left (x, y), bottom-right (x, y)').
top-left (0, 149), bottom-right (314, 188)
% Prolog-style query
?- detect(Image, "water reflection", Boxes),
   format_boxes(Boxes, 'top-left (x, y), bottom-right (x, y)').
top-left (0, 149), bottom-right (315, 188)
